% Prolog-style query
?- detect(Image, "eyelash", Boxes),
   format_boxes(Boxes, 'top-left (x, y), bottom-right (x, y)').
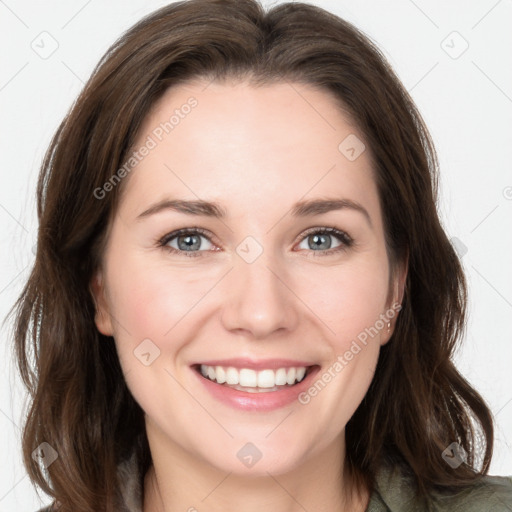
top-left (156, 226), bottom-right (354, 258)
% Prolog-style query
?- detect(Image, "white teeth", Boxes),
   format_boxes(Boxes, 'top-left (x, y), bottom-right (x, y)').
top-left (257, 369), bottom-right (275, 388)
top-left (240, 368), bottom-right (257, 387)
top-left (226, 367), bottom-right (239, 385)
top-left (215, 366), bottom-right (226, 384)
top-left (275, 368), bottom-right (288, 385)
top-left (286, 367), bottom-right (296, 385)
top-left (199, 364), bottom-right (309, 388)
top-left (296, 367), bottom-right (306, 382)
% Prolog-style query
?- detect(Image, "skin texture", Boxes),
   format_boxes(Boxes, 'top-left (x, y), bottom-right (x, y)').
top-left (91, 79), bottom-right (407, 512)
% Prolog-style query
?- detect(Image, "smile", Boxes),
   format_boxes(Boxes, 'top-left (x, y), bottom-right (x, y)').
top-left (200, 364), bottom-right (308, 391)
top-left (191, 361), bottom-right (320, 411)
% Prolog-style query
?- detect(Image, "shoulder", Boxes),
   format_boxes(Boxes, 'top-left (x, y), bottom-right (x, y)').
top-left (368, 462), bottom-right (512, 512)
top-left (432, 473), bottom-right (512, 511)
top-left (33, 449), bottom-right (144, 512)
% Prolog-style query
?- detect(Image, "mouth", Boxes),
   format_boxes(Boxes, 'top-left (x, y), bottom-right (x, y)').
top-left (190, 362), bottom-right (321, 411)
top-left (192, 363), bottom-right (317, 392)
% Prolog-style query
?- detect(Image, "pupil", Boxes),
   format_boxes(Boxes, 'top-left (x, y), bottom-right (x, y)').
top-left (179, 235), bottom-right (200, 251)
top-left (310, 234), bottom-right (331, 250)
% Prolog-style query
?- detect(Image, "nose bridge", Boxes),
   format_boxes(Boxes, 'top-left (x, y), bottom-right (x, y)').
top-left (220, 240), bottom-right (298, 338)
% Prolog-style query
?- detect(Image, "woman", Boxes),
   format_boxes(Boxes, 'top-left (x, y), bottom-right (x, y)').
top-left (8, 0), bottom-right (512, 511)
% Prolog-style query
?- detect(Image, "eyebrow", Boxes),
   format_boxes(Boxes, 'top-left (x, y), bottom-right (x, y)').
top-left (136, 197), bottom-right (372, 227)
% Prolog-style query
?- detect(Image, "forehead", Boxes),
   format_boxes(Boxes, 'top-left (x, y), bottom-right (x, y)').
top-left (118, 79), bottom-right (379, 219)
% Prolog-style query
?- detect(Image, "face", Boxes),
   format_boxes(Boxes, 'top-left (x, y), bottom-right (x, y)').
top-left (91, 79), bottom-right (405, 477)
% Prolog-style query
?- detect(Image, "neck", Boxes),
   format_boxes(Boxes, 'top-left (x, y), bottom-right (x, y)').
top-left (142, 421), bottom-right (369, 512)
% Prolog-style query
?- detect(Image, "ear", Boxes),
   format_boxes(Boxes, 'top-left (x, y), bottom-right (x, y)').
top-left (381, 253), bottom-right (408, 346)
top-left (89, 269), bottom-right (114, 336)
top-left (393, 254), bottom-right (408, 307)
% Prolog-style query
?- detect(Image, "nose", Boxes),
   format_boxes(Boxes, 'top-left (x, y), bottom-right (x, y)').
top-left (220, 250), bottom-right (299, 340)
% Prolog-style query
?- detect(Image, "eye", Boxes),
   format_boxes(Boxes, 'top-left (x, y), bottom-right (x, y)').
top-left (295, 227), bottom-right (353, 257)
top-left (158, 227), bottom-right (215, 258)
top-left (157, 226), bottom-right (353, 258)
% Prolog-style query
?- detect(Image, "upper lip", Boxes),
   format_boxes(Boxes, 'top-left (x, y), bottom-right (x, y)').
top-left (192, 358), bottom-right (316, 370)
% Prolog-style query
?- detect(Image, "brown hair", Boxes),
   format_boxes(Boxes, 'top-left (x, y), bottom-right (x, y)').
top-left (6, 0), bottom-right (495, 510)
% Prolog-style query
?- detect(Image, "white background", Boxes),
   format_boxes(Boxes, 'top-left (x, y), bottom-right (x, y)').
top-left (1, 0), bottom-right (511, 509)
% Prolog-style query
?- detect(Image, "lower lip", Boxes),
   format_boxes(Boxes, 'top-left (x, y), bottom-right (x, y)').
top-left (192, 365), bottom-right (320, 412)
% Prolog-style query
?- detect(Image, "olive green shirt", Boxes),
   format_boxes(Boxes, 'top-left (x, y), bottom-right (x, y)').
top-left (36, 454), bottom-right (512, 511)
top-left (367, 463), bottom-right (512, 511)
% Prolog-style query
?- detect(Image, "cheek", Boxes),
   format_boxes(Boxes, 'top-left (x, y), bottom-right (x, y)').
top-left (106, 252), bottom-right (210, 337)
top-left (104, 249), bottom-right (225, 387)
top-left (104, 252), bottom-right (207, 411)
top-left (297, 256), bottom-right (390, 343)
top-left (296, 258), bottom-right (388, 432)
